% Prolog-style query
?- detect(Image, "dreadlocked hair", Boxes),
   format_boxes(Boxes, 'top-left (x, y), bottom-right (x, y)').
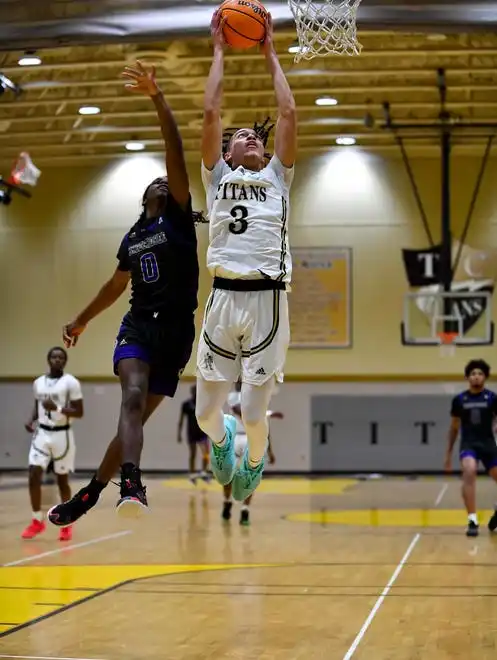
top-left (127, 177), bottom-right (208, 228)
top-left (222, 116), bottom-right (275, 163)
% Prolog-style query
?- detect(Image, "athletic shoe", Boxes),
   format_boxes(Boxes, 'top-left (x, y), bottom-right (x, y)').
top-left (222, 501), bottom-right (233, 521)
top-left (231, 452), bottom-right (265, 502)
top-left (488, 509), bottom-right (497, 532)
top-left (58, 525), bottom-right (72, 542)
top-left (240, 508), bottom-right (250, 526)
top-left (189, 473), bottom-right (198, 485)
top-left (210, 415), bottom-right (237, 486)
top-left (48, 486), bottom-right (100, 527)
top-left (200, 471), bottom-right (212, 483)
top-left (21, 519), bottom-right (46, 539)
top-left (466, 520), bottom-right (479, 537)
top-left (116, 469), bottom-right (148, 518)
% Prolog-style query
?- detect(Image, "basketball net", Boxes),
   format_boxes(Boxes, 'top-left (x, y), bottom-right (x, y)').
top-left (438, 332), bottom-right (457, 358)
top-left (287, 0), bottom-right (362, 62)
top-left (9, 152), bottom-right (41, 187)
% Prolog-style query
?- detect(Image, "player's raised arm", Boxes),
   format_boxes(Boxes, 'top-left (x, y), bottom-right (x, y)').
top-left (202, 10), bottom-right (225, 170)
top-left (122, 61), bottom-right (190, 208)
top-left (263, 14), bottom-right (297, 168)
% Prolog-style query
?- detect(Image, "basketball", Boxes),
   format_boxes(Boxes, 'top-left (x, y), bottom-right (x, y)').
top-left (220, 0), bottom-right (267, 49)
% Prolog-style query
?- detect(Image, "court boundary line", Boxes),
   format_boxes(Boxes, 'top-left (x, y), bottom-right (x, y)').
top-left (342, 533), bottom-right (421, 660)
top-left (2, 530), bottom-right (132, 567)
top-left (434, 482), bottom-right (449, 507)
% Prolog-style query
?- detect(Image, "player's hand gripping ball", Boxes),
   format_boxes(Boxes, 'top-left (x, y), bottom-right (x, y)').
top-left (219, 0), bottom-right (268, 49)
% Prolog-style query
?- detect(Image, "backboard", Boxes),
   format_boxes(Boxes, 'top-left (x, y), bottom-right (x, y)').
top-left (401, 290), bottom-right (494, 347)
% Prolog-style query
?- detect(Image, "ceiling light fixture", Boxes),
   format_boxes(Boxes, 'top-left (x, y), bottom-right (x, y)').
top-left (336, 136), bottom-right (357, 146)
top-left (315, 96), bottom-right (338, 107)
top-left (18, 55), bottom-right (42, 66)
top-left (125, 141), bottom-right (145, 151)
top-left (78, 105), bottom-right (101, 116)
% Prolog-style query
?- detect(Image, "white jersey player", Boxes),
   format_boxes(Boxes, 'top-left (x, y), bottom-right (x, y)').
top-left (195, 10), bottom-right (296, 503)
top-left (21, 347), bottom-right (83, 541)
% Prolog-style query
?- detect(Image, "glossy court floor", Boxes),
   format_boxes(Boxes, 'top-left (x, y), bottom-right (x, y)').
top-left (1, 474), bottom-right (497, 659)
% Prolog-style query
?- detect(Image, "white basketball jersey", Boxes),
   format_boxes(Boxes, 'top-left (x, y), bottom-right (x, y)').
top-left (33, 373), bottom-right (83, 428)
top-left (201, 156), bottom-right (294, 282)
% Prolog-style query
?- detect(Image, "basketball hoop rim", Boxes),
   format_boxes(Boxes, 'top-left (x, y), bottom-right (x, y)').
top-left (437, 331), bottom-right (458, 345)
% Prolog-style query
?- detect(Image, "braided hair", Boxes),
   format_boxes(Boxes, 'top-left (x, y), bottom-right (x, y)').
top-left (222, 117), bottom-right (275, 165)
top-left (132, 177), bottom-right (207, 229)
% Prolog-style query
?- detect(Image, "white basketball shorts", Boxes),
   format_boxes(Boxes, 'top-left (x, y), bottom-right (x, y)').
top-left (28, 426), bottom-right (76, 474)
top-left (197, 288), bottom-right (290, 386)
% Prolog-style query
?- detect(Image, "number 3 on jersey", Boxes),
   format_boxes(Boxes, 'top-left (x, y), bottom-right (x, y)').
top-left (229, 205), bottom-right (248, 235)
top-left (140, 252), bottom-right (159, 283)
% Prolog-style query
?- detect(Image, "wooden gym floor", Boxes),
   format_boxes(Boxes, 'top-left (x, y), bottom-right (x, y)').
top-left (1, 474), bottom-right (497, 659)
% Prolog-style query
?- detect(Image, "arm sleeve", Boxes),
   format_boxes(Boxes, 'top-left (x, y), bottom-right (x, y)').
top-left (116, 234), bottom-right (130, 272)
top-left (68, 377), bottom-right (83, 401)
top-left (266, 154), bottom-right (295, 189)
top-left (450, 396), bottom-right (461, 418)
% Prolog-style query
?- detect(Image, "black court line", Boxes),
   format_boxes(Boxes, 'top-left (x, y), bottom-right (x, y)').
top-left (0, 564), bottom-right (287, 638)
top-left (33, 602), bottom-right (65, 606)
top-left (117, 588), bottom-right (497, 599)
top-left (121, 581), bottom-right (497, 589)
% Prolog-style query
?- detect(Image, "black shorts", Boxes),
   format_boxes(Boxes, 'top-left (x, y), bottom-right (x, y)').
top-left (113, 311), bottom-right (195, 397)
top-left (460, 441), bottom-right (497, 472)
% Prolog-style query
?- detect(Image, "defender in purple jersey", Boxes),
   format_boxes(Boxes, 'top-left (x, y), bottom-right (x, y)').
top-left (48, 61), bottom-right (200, 526)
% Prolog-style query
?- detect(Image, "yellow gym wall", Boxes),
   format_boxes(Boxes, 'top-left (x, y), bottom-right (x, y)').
top-left (1, 148), bottom-right (496, 378)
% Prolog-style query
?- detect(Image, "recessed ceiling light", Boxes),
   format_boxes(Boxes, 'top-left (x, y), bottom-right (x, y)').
top-left (18, 55), bottom-right (42, 66)
top-left (315, 96), bottom-right (338, 107)
top-left (78, 105), bottom-right (101, 116)
top-left (336, 136), bottom-right (356, 146)
top-left (426, 33), bottom-right (447, 42)
top-left (125, 141), bottom-right (145, 151)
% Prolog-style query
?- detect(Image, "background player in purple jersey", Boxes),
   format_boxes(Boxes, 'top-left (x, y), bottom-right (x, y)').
top-left (445, 359), bottom-right (497, 537)
top-left (48, 61), bottom-right (201, 526)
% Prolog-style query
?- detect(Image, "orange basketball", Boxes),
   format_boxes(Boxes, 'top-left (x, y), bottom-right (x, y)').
top-left (220, 0), bottom-right (267, 49)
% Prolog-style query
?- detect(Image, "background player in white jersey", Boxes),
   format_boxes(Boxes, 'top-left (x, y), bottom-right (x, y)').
top-left (196, 9), bottom-right (297, 503)
top-left (222, 381), bottom-right (280, 525)
top-left (22, 347), bottom-right (83, 541)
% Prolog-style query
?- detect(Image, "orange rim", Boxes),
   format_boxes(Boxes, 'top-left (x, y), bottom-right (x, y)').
top-left (437, 332), bottom-right (458, 345)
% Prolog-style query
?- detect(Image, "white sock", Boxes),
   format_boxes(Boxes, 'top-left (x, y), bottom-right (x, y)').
top-left (32, 511), bottom-right (43, 522)
top-left (241, 504), bottom-right (249, 511)
top-left (468, 513), bottom-right (478, 525)
top-left (224, 495), bottom-right (232, 503)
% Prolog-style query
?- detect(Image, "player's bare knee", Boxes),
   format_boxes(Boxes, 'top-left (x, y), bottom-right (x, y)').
top-left (462, 467), bottom-right (477, 483)
top-left (28, 465), bottom-right (43, 484)
top-left (121, 384), bottom-right (147, 417)
top-left (56, 473), bottom-right (69, 487)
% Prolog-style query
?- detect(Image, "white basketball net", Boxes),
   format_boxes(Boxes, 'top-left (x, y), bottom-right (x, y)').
top-left (288, 0), bottom-right (362, 62)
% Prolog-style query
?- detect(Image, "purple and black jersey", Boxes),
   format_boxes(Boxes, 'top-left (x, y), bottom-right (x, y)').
top-left (451, 388), bottom-right (497, 471)
top-left (113, 193), bottom-right (198, 397)
top-left (116, 194), bottom-right (198, 318)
